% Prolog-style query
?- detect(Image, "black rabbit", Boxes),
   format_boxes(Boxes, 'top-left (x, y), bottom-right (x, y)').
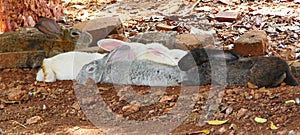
top-left (179, 48), bottom-right (299, 87)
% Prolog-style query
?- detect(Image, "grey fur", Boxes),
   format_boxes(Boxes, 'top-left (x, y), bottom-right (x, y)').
top-left (76, 56), bottom-right (183, 86)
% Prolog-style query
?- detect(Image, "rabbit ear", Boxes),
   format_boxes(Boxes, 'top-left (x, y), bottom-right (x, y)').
top-left (210, 50), bottom-right (239, 61)
top-left (35, 18), bottom-right (62, 35)
top-left (105, 45), bottom-right (136, 63)
top-left (97, 39), bottom-right (127, 52)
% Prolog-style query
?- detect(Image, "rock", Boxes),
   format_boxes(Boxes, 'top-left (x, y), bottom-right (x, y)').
top-left (159, 95), bottom-right (177, 102)
top-left (122, 103), bottom-right (140, 113)
top-left (215, 11), bottom-right (240, 22)
top-left (291, 61), bottom-right (300, 78)
top-left (26, 116), bottom-right (43, 125)
top-left (73, 17), bottom-right (124, 46)
top-left (7, 88), bottom-right (29, 101)
top-left (234, 30), bottom-right (269, 57)
top-left (129, 31), bottom-right (215, 50)
top-left (225, 106), bottom-right (233, 115)
top-left (129, 31), bottom-right (178, 49)
top-left (175, 34), bottom-right (203, 50)
top-left (66, 126), bottom-right (104, 135)
top-left (156, 23), bottom-right (178, 31)
top-left (72, 102), bottom-right (81, 110)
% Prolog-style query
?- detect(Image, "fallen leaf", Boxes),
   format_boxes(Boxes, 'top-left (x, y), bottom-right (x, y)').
top-left (188, 129), bottom-right (210, 135)
top-left (206, 119), bottom-right (229, 125)
top-left (254, 117), bottom-right (267, 123)
top-left (270, 121), bottom-right (279, 130)
top-left (247, 82), bottom-right (258, 89)
top-left (285, 100), bottom-right (295, 104)
top-left (0, 98), bottom-right (20, 104)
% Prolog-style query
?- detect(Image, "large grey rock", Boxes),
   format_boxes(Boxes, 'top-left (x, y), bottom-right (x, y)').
top-left (73, 17), bottom-right (124, 47)
top-left (129, 31), bottom-right (215, 50)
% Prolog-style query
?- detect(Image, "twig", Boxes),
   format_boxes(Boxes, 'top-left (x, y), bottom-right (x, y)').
top-left (10, 120), bottom-right (27, 129)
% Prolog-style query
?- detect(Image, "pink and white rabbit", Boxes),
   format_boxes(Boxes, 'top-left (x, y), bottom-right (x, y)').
top-left (97, 39), bottom-right (187, 66)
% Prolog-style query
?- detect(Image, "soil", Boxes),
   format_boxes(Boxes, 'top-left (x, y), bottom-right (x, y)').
top-left (1, 0), bottom-right (300, 134)
top-left (0, 68), bottom-right (299, 134)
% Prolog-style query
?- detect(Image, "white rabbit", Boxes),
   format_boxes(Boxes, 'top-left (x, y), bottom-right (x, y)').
top-left (97, 39), bottom-right (187, 66)
top-left (36, 51), bottom-right (106, 82)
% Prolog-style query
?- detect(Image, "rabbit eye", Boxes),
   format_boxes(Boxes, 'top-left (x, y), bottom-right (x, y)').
top-left (71, 31), bottom-right (80, 37)
top-left (86, 64), bottom-right (97, 73)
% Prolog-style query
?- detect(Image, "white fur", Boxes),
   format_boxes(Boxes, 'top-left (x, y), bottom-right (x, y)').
top-left (97, 39), bottom-right (187, 66)
top-left (36, 51), bottom-right (106, 82)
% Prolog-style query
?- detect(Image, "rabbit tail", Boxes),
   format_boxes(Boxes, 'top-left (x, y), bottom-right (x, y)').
top-left (284, 69), bottom-right (299, 86)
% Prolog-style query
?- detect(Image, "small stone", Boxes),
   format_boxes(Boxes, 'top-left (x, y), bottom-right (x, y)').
top-left (122, 103), bottom-right (140, 113)
top-left (66, 126), bottom-right (103, 135)
top-left (295, 98), bottom-right (300, 105)
top-left (72, 102), bottom-right (81, 110)
top-left (229, 123), bottom-right (238, 130)
top-left (288, 130), bottom-right (296, 135)
top-left (225, 107), bottom-right (233, 115)
top-left (234, 30), bottom-right (269, 57)
top-left (156, 23), bottom-right (178, 31)
top-left (159, 95), bottom-right (177, 102)
top-left (215, 11), bottom-right (240, 22)
top-left (26, 116), bottom-right (43, 125)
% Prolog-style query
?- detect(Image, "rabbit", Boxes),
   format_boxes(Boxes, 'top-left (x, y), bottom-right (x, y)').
top-left (76, 58), bottom-right (183, 86)
top-left (36, 51), bottom-right (106, 82)
top-left (0, 17), bottom-right (92, 59)
top-left (97, 39), bottom-right (187, 66)
top-left (179, 48), bottom-right (299, 87)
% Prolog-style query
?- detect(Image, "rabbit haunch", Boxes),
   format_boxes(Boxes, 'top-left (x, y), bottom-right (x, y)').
top-left (76, 55), bottom-right (183, 86)
top-left (179, 48), bottom-right (299, 87)
top-left (97, 39), bottom-right (187, 66)
top-left (36, 51), bottom-right (106, 82)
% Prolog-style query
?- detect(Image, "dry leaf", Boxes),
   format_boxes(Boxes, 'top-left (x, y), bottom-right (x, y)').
top-left (190, 129), bottom-right (210, 134)
top-left (206, 119), bottom-right (229, 125)
top-left (285, 100), bottom-right (295, 104)
top-left (254, 117), bottom-right (267, 123)
top-left (270, 121), bottom-right (279, 130)
top-left (247, 82), bottom-right (258, 89)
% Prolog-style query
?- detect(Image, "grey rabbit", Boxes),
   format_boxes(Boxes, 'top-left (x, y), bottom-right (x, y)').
top-left (76, 45), bottom-right (183, 86)
top-left (179, 48), bottom-right (299, 87)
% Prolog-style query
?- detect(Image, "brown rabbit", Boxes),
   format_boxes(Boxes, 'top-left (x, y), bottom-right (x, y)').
top-left (179, 48), bottom-right (299, 87)
top-left (0, 18), bottom-right (92, 58)
top-left (0, 18), bottom-right (92, 68)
